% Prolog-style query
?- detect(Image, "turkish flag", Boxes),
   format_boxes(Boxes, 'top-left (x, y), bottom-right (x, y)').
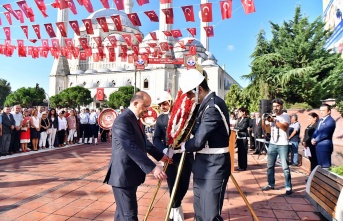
top-left (187, 28), bottom-right (196, 37)
top-left (3, 4), bottom-right (19, 20)
top-left (171, 29), bottom-right (182, 38)
top-left (93, 36), bottom-right (102, 47)
top-left (114, 0), bottom-right (124, 10)
top-left (76, 0), bottom-right (83, 5)
top-left (107, 47), bottom-right (116, 62)
top-left (148, 43), bottom-right (157, 48)
top-left (162, 8), bottom-right (174, 24)
top-left (132, 44), bottom-right (139, 55)
top-left (241, 0), bottom-right (255, 14)
top-left (178, 40), bottom-right (185, 49)
top-left (145, 47), bottom-right (151, 54)
top-left (66, 0), bottom-right (78, 14)
top-left (51, 39), bottom-right (60, 48)
top-left (34, 0), bottom-right (48, 18)
top-left (203, 26), bottom-right (214, 37)
top-left (44, 23), bottom-right (56, 38)
top-left (97, 17), bottom-right (109, 32)
top-left (32, 24), bottom-right (41, 39)
top-left (111, 15), bottom-right (123, 31)
top-left (32, 47), bottom-right (39, 58)
top-left (137, 0), bottom-right (149, 6)
top-left (17, 40), bottom-right (26, 57)
top-left (120, 53), bottom-right (127, 62)
top-left (181, 5), bottom-right (194, 22)
top-left (69, 20), bottom-right (80, 36)
top-left (201, 3), bottom-right (212, 22)
top-left (162, 31), bottom-right (172, 37)
top-left (3, 27), bottom-right (11, 40)
top-left (17, 39), bottom-right (24, 47)
top-left (150, 32), bottom-right (157, 40)
top-left (21, 26), bottom-right (29, 39)
top-left (160, 42), bottom-right (169, 51)
top-left (64, 38), bottom-right (74, 48)
top-left (98, 47), bottom-right (105, 60)
top-left (82, 0), bottom-right (94, 13)
top-left (189, 45), bottom-right (196, 55)
top-left (134, 33), bottom-right (142, 43)
top-left (127, 13), bottom-right (141, 26)
top-left (4, 12), bottom-right (12, 25)
top-left (28, 9), bottom-right (35, 22)
top-left (160, 0), bottom-right (172, 3)
top-left (220, 0), bottom-right (232, 19)
top-left (51, 0), bottom-right (69, 9)
top-left (56, 22), bottom-right (67, 37)
top-left (82, 19), bottom-right (94, 34)
top-left (128, 54), bottom-right (134, 63)
top-left (120, 45), bottom-right (128, 54)
top-left (96, 88), bottom-right (105, 101)
top-left (100, 0), bottom-right (110, 8)
top-left (79, 51), bottom-right (87, 60)
top-left (29, 39), bottom-right (38, 43)
top-left (17, 1), bottom-right (35, 18)
top-left (79, 38), bottom-right (89, 49)
top-left (85, 48), bottom-right (92, 56)
top-left (41, 39), bottom-right (49, 49)
top-left (122, 34), bottom-right (132, 46)
top-left (144, 10), bottom-right (159, 22)
top-left (107, 36), bottom-right (117, 47)
top-left (15, 10), bottom-right (25, 23)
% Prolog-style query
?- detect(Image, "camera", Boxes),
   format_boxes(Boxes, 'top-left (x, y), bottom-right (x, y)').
top-left (263, 113), bottom-right (276, 120)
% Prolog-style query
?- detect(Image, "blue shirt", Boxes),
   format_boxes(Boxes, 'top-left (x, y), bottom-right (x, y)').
top-left (0, 115), bottom-right (2, 124)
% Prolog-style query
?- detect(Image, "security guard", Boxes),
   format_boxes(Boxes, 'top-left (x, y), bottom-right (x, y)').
top-left (180, 69), bottom-right (231, 221)
top-left (153, 91), bottom-right (193, 221)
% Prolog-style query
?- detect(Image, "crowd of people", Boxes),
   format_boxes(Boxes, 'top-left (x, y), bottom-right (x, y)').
top-left (0, 105), bottom-right (110, 157)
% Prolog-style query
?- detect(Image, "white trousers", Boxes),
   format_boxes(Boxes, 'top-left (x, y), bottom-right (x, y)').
top-left (39, 132), bottom-right (47, 147)
top-left (68, 129), bottom-right (76, 141)
top-left (48, 128), bottom-right (57, 147)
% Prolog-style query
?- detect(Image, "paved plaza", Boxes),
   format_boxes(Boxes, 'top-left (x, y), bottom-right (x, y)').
top-left (0, 142), bottom-right (326, 221)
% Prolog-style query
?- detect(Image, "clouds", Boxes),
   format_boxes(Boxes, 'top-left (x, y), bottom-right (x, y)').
top-left (227, 44), bottom-right (235, 51)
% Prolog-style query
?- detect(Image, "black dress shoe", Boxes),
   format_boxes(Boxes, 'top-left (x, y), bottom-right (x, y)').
top-left (253, 151), bottom-right (260, 155)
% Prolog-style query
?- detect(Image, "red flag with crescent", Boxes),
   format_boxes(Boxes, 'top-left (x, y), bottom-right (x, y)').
top-left (187, 28), bottom-right (196, 37)
top-left (200, 3), bottom-right (212, 22)
top-left (34, 0), bottom-right (48, 17)
top-left (3, 4), bottom-right (19, 20)
top-left (137, 0), bottom-right (149, 6)
top-left (132, 44), bottom-right (139, 55)
top-left (107, 47), bottom-right (116, 62)
top-left (134, 33), bottom-right (142, 43)
top-left (51, 0), bottom-right (68, 9)
top-left (100, 0), bottom-right (110, 9)
top-left (160, 0), bottom-right (172, 3)
top-left (178, 40), bottom-right (185, 49)
top-left (241, 0), bottom-right (255, 14)
top-left (66, 0), bottom-right (78, 14)
top-left (163, 31), bottom-right (172, 36)
top-left (160, 42), bottom-right (169, 51)
top-left (122, 34), bottom-right (132, 46)
top-left (97, 17), bottom-right (109, 32)
top-left (56, 22), bottom-right (67, 37)
top-left (15, 10), bottom-right (25, 23)
top-left (69, 20), bottom-right (80, 36)
top-left (79, 38), bottom-right (89, 49)
top-left (148, 43), bottom-right (157, 48)
top-left (127, 13), bottom-right (141, 26)
top-left (82, 0), bottom-right (94, 12)
top-left (96, 88), bottom-right (105, 101)
top-left (17, 40), bottom-right (26, 57)
top-left (17, 1), bottom-right (35, 18)
top-left (4, 12), bottom-right (12, 25)
top-left (44, 23), bottom-right (56, 38)
top-left (3, 27), bottom-right (11, 40)
top-left (82, 19), bottom-right (94, 34)
top-left (181, 5), bottom-right (194, 22)
top-left (204, 26), bottom-right (214, 37)
top-left (79, 51), bottom-right (87, 60)
top-left (114, 0), bottom-right (124, 10)
top-left (76, 0), bottom-right (83, 5)
top-left (171, 29), bottom-right (182, 38)
top-left (28, 9), bottom-right (35, 22)
top-left (162, 8), bottom-right (174, 24)
top-left (189, 45), bottom-right (196, 55)
top-left (220, 0), bottom-right (232, 19)
top-left (145, 47), bottom-right (151, 54)
top-left (51, 39), bottom-right (60, 48)
top-left (150, 32), bottom-right (157, 40)
top-left (32, 24), bottom-right (41, 39)
top-left (41, 39), bottom-right (49, 49)
top-left (107, 36), bottom-right (117, 47)
top-left (111, 15), bottom-right (123, 31)
top-left (120, 45), bottom-right (128, 54)
top-left (93, 36), bottom-right (103, 47)
top-left (144, 10), bottom-right (159, 22)
top-left (21, 26), bottom-right (29, 39)
top-left (64, 38), bottom-right (74, 48)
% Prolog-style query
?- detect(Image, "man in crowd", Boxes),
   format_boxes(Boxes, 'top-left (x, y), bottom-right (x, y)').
top-left (179, 69), bottom-right (231, 221)
top-left (261, 98), bottom-right (292, 195)
top-left (88, 108), bottom-right (99, 145)
top-left (79, 108), bottom-right (90, 144)
top-left (249, 112), bottom-right (255, 150)
top-left (252, 112), bottom-right (263, 154)
top-left (289, 114), bottom-right (301, 166)
top-left (311, 104), bottom-right (336, 168)
top-left (10, 105), bottom-right (23, 154)
top-left (0, 106), bottom-right (15, 156)
top-left (103, 91), bottom-right (170, 221)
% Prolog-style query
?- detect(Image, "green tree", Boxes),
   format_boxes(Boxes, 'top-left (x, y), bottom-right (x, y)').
top-left (4, 87), bottom-right (45, 107)
top-left (0, 78), bottom-right (11, 108)
top-left (107, 86), bottom-right (139, 109)
top-left (49, 86), bottom-right (92, 109)
top-left (225, 84), bottom-right (244, 111)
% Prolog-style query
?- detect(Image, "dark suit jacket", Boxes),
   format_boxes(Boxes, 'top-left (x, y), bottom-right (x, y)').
top-left (153, 114), bottom-right (169, 152)
top-left (103, 108), bottom-right (164, 188)
top-left (303, 122), bottom-right (318, 148)
top-left (1, 113), bottom-right (15, 134)
top-left (234, 117), bottom-right (249, 138)
top-left (252, 118), bottom-right (263, 138)
top-left (312, 115), bottom-right (336, 153)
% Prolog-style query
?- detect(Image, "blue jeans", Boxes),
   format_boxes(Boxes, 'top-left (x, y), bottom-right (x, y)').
top-left (267, 144), bottom-right (292, 189)
top-left (290, 141), bottom-right (299, 164)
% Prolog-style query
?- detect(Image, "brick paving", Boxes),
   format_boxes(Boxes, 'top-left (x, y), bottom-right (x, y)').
top-left (0, 142), bottom-right (326, 221)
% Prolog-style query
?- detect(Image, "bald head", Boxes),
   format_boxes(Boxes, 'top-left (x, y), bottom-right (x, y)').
top-left (129, 91), bottom-right (151, 118)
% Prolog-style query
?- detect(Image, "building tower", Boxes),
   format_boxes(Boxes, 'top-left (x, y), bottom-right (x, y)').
top-left (200, 0), bottom-right (209, 50)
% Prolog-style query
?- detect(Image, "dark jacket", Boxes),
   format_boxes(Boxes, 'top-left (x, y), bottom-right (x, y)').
top-left (48, 116), bottom-right (58, 129)
top-left (303, 122), bottom-right (318, 148)
top-left (312, 115), bottom-right (336, 153)
top-left (234, 117), bottom-right (249, 138)
top-left (252, 117), bottom-right (263, 138)
top-left (153, 113), bottom-right (169, 152)
top-left (1, 113), bottom-right (15, 134)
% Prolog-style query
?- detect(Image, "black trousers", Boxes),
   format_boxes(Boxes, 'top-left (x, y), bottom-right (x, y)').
top-left (100, 128), bottom-right (109, 142)
top-left (254, 135), bottom-right (263, 153)
top-left (89, 124), bottom-right (99, 138)
top-left (112, 186), bottom-right (138, 221)
top-left (193, 177), bottom-right (228, 221)
top-left (309, 145), bottom-right (318, 171)
top-left (10, 129), bottom-right (20, 152)
top-left (237, 138), bottom-right (248, 170)
top-left (166, 152), bottom-right (194, 208)
top-left (79, 124), bottom-right (90, 139)
top-left (57, 129), bottom-right (65, 145)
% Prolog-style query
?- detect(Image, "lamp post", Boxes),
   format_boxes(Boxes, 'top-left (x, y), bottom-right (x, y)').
top-left (43, 93), bottom-right (50, 110)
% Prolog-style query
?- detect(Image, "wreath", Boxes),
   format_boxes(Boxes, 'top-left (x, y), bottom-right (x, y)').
top-left (141, 107), bottom-right (159, 126)
top-left (167, 90), bottom-right (198, 147)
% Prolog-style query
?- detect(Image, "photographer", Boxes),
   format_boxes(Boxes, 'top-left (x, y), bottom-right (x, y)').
top-left (261, 98), bottom-right (292, 195)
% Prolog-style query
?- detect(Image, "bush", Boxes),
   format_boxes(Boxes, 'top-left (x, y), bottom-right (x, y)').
top-left (329, 165), bottom-right (343, 176)
top-left (286, 102), bottom-right (313, 110)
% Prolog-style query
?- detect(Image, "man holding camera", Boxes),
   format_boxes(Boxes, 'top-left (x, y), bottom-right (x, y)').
top-left (261, 98), bottom-right (292, 195)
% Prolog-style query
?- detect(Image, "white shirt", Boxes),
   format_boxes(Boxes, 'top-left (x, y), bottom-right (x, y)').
top-left (89, 112), bottom-right (98, 124)
top-left (58, 116), bottom-right (67, 130)
top-left (11, 111), bottom-right (23, 127)
top-left (79, 112), bottom-right (90, 124)
top-left (270, 113), bottom-right (290, 145)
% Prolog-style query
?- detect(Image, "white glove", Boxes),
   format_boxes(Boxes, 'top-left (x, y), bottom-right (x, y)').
top-left (181, 142), bottom-right (186, 152)
top-left (163, 148), bottom-right (174, 158)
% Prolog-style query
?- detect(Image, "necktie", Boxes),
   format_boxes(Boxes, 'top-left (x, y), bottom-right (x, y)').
top-left (138, 119), bottom-right (143, 132)
top-left (317, 118), bottom-right (324, 129)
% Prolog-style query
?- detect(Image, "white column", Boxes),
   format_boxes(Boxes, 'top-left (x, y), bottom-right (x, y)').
top-left (56, 9), bottom-right (68, 47)
top-left (199, 0), bottom-right (209, 50)
top-left (124, 0), bottom-right (134, 14)
top-left (159, 1), bottom-right (172, 41)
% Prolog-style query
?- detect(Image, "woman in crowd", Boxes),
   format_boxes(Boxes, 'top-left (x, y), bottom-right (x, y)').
top-left (302, 112), bottom-right (319, 173)
top-left (48, 108), bottom-right (58, 148)
top-left (67, 109), bottom-right (77, 145)
top-left (229, 112), bottom-right (237, 128)
top-left (29, 109), bottom-right (40, 151)
top-left (39, 111), bottom-right (50, 150)
top-left (20, 109), bottom-right (31, 152)
top-left (74, 110), bottom-right (80, 144)
top-left (234, 107), bottom-right (250, 171)
top-left (57, 111), bottom-right (67, 147)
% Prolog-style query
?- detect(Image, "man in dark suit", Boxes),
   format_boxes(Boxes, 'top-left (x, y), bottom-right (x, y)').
top-left (1, 106), bottom-right (15, 156)
top-left (252, 112), bottom-right (263, 154)
top-left (103, 91), bottom-right (169, 221)
top-left (311, 104), bottom-right (336, 168)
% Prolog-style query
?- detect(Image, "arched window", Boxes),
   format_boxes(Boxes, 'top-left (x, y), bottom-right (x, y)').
top-left (127, 79), bottom-right (132, 86)
top-left (112, 80), bottom-right (116, 86)
top-left (83, 82), bottom-right (86, 86)
top-left (97, 81), bottom-right (100, 86)
top-left (70, 82), bottom-right (73, 87)
top-left (143, 78), bottom-right (149, 89)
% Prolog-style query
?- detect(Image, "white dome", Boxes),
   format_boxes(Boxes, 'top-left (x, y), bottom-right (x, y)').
top-left (97, 68), bottom-right (111, 73)
top-left (70, 70), bottom-right (85, 75)
top-left (202, 59), bottom-right (217, 66)
top-left (99, 81), bottom-right (113, 88)
top-left (85, 69), bottom-right (98, 74)
top-left (84, 82), bottom-right (97, 88)
top-left (205, 51), bottom-right (216, 61)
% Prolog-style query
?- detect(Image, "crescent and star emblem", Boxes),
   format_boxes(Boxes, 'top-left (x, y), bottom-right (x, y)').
top-left (245, 0), bottom-right (252, 7)
top-left (203, 6), bottom-right (209, 15)
top-left (223, 2), bottom-right (230, 11)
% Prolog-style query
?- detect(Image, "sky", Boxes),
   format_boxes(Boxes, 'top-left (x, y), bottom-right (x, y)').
top-left (0, 0), bottom-right (323, 95)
